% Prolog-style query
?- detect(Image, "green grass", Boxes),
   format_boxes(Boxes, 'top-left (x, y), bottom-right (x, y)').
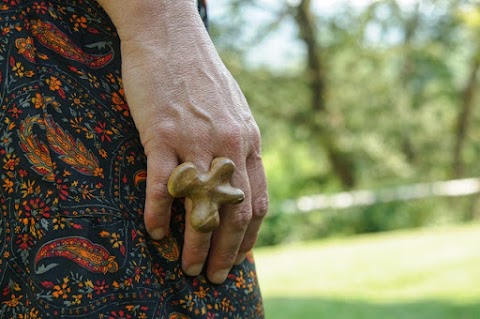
top-left (253, 223), bottom-right (480, 319)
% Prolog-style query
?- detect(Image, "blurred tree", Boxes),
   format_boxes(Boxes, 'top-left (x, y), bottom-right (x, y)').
top-left (209, 0), bottom-right (480, 245)
top-left (292, 0), bottom-right (356, 188)
top-left (452, 5), bottom-right (480, 178)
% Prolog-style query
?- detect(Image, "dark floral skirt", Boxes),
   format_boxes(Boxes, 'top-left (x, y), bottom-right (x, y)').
top-left (0, 1), bottom-right (264, 318)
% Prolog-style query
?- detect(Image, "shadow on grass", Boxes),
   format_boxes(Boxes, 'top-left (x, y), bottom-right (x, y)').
top-left (263, 297), bottom-right (480, 319)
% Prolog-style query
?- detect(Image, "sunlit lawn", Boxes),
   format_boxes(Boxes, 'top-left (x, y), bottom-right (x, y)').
top-left (254, 223), bottom-right (480, 319)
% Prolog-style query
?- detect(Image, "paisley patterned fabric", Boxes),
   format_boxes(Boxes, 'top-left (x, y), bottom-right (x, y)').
top-left (0, 1), bottom-right (264, 318)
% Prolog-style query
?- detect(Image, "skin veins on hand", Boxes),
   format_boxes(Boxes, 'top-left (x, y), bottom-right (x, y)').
top-left (97, 0), bottom-right (269, 284)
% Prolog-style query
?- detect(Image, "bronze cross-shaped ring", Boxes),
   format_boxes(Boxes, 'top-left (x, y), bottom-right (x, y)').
top-left (167, 157), bottom-right (245, 233)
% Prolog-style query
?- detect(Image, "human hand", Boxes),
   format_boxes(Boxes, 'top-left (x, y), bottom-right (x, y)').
top-left (105, 1), bottom-right (268, 284)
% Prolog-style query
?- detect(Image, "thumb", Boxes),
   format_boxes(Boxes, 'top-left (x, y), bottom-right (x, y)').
top-left (143, 149), bottom-right (178, 240)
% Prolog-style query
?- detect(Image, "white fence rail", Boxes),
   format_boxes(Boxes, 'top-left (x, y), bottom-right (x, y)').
top-left (281, 177), bottom-right (480, 214)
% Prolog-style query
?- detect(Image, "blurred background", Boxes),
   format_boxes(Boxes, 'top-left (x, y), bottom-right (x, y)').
top-left (209, 0), bottom-right (480, 318)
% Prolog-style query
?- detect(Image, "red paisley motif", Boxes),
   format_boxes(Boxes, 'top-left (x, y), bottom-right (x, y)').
top-left (35, 236), bottom-right (119, 274)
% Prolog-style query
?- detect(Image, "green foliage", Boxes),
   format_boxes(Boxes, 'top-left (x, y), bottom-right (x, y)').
top-left (211, 0), bottom-right (480, 246)
top-left (256, 195), bottom-right (474, 246)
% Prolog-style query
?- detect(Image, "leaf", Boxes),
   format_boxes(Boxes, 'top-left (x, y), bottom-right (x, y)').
top-left (120, 245), bottom-right (126, 256)
top-left (35, 263), bottom-right (59, 275)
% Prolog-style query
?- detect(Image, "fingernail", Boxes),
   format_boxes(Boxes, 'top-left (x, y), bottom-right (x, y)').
top-left (150, 228), bottom-right (166, 240)
top-left (185, 263), bottom-right (204, 276)
top-left (210, 268), bottom-right (230, 284)
top-left (234, 253), bottom-right (247, 265)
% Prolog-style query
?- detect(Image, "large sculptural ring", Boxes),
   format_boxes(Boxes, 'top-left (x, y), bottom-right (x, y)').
top-left (167, 157), bottom-right (245, 233)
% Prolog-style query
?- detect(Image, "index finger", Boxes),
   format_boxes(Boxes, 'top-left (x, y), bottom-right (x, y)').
top-left (143, 149), bottom-right (178, 240)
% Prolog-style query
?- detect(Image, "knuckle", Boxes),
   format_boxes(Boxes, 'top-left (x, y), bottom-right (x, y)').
top-left (253, 196), bottom-right (269, 219)
top-left (213, 250), bottom-right (238, 264)
top-left (229, 210), bottom-right (252, 231)
top-left (184, 241), bottom-right (210, 257)
top-left (147, 182), bottom-right (170, 201)
top-left (249, 122), bottom-right (261, 140)
top-left (141, 121), bottom-right (177, 154)
top-left (222, 124), bottom-right (246, 150)
top-left (248, 152), bottom-right (264, 169)
top-left (239, 236), bottom-right (257, 252)
top-left (244, 119), bottom-right (261, 145)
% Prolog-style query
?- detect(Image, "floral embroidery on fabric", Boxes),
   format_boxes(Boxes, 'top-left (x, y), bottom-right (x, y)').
top-left (0, 1), bottom-right (263, 318)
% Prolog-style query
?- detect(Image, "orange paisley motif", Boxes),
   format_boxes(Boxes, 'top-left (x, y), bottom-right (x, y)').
top-left (44, 115), bottom-right (103, 177)
top-left (17, 115), bottom-right (56, 182)
top-left (30, 19), bottom-right (113, 68)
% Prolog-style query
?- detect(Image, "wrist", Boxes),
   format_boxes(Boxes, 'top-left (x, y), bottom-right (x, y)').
top-left (97, 0), bottom-right (201, 44)
top-left (112, 3), bottom-right (218, 73)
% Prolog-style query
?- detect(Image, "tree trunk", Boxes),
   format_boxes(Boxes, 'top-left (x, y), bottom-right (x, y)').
top-left (294, 0), bottom-right (356, 188)
top-left (452, 52), bottom-right (480, 178)
top-left (398, 2), bottom-right (420, 164)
